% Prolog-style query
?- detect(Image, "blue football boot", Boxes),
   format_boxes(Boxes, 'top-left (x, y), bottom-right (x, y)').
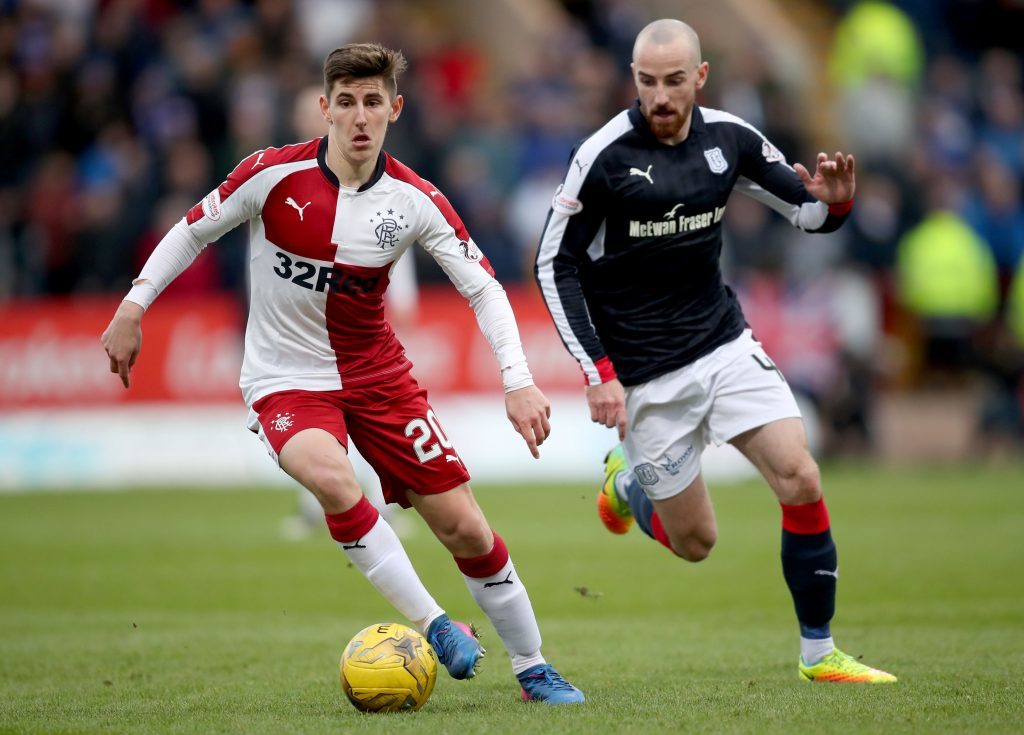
top-left (426, 614), bottom-right (484, 680)
top-left (517, 663), bottom-right (585, 704)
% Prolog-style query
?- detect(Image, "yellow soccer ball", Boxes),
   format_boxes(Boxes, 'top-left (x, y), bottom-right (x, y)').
top-left (339, 623), bottom-right (438, 713)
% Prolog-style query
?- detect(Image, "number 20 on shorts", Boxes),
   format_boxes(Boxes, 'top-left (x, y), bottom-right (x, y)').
top-left (404, 410), bottom-right (453, 463)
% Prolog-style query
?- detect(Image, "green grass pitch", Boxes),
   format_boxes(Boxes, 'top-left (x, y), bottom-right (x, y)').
top-left (2, 463), bottom-right (1023, 734)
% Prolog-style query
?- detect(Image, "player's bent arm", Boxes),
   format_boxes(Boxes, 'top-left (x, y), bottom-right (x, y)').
top-left (415, 186), bottom-right (551, 456)
top-left (534, 197), bottom-right (617, 385)
top-left (427, 237), bottom-right (551, 454)
top-left (456, 274), bottom-right (552, 457)
top-left (733, 122), bottom-right (853, 234)
top-left (465, 280), bottom-right (534, 392)
top-left (416, 204), bottom-right (535, 393)
top-left (734, 176), bottom-right (851, 234)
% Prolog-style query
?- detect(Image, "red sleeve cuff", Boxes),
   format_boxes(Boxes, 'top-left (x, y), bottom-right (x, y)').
top-left (584, 357), bottom-right (618, 386)
top-left (827, 198), bottom-right (854, 216)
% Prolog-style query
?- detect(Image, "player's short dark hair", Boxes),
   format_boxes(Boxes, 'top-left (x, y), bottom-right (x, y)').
top-left (323, 43), bottom-right (407, 99)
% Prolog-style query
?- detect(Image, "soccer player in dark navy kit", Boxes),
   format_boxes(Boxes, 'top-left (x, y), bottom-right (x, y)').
top-left (536, 19), bottom-right (896, 683)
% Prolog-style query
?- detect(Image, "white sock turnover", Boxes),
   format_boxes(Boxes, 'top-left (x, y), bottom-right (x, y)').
top-left (462, 557), bottom-right (545, 675)
top-left (338, 515), bottom-right (443, 632)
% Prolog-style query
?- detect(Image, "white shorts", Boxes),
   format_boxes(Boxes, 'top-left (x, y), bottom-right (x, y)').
top-left (623, 329), bottom-right (801, 501)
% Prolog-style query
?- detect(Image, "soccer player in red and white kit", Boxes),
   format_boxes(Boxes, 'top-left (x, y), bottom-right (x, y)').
top-left (101, 43), bottom-right (584, 705)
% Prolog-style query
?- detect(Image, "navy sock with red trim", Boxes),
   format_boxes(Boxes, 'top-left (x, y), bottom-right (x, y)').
top-left (780, 498), bottom-right (836, 639)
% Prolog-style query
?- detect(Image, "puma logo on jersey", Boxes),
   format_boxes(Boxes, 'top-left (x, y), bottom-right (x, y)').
top-left (664, 203), bottom-right (685, 219)
top-left (574, 159), bottom-right (589, 174)
top-left (429, 190), bottom-right (441, 198)
top-left (285, 197), bottom-right (311, 220)
top-left (252, 151), bottom-right (266, 169)
top-left (445, 454), bottom-right (462, 464)
top-left (629, 164), bottom-right (654, 184)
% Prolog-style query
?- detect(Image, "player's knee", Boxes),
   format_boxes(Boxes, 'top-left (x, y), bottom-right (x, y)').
top-left (671, 526), bottom-right (717, 563)
top-left (432, 512), bottom-right (492, 557)
top-left (776, 455), bottom-right (821, 505)
top-left (305, 460), bottom-right (361, 511)
top-left (791, 457), bottom-right (822, 503)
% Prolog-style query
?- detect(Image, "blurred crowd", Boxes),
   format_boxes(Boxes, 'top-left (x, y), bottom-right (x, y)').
top-left (1, 0), bottom-right (1023, 453)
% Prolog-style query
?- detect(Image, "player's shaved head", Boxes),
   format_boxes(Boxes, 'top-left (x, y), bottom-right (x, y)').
top-left (632, 19), bottom-right (702, 66)
top-left (630, 19), bottom-right (708, 145)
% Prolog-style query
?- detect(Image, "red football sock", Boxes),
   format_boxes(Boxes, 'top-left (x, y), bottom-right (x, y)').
top-left (324, 496), bottom-right (379, 543)
top-left (454, 531), bottom-right (509, 578)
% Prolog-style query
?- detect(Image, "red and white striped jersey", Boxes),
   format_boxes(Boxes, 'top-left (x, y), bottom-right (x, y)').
top-left (131, 137), bottom-right (526, 406)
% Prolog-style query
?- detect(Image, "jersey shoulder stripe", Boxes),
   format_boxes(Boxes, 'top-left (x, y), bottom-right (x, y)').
top-left (563, 110), bottom-right (634, 197)
top-left (220, 139), bottom-right (321, 202)
top-left (186, 140), bottom-right (320, 225)
top-left (699, 106), bottom-right (766, 140)
top-left (383, 153), bottom-right (436, 196)
top-left (383, 153), bottom-right (494, 276)
top-left (384, 154), bottom-right (469, 241)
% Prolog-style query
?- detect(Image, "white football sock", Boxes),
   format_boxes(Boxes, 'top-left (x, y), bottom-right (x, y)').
top-left (462, 557), bottom-right (544, 675)
top-left (800, 635), bottom-right (834, 665)
top-left (614, 471), bottom-right (633, 502)
top-left (338, 515), bottom-right (443, 632)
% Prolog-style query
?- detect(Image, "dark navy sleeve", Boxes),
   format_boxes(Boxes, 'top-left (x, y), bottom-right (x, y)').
top-left (534, 156), bottom-right (618, 385)
top-left (734, 125), bottom-right (851, 234)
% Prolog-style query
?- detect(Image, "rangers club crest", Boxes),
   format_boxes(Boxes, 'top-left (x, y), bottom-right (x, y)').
top-left (271, 413), bottom-right (294, 432)
top-left (704, 147), bottom-right (728, 174)
top-left (369, 209), bottom-right (405, 249)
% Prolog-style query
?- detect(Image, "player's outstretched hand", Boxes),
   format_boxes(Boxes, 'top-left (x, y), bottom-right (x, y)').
top-left (100, 300), bottom-right (145, 389)
top-left (794, 151), bottom-right (855, 205)
top-left (586, 379), bottom-right (627, 440)
top-left (505, 384), bottom-right (551, 459)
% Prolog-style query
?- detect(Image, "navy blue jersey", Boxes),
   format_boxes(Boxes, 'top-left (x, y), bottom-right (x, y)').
top-left (535, 101), bottom-right (850, 387)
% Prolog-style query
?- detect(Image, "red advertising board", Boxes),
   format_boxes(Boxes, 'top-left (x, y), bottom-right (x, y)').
top-left (0, 287), bottom-right (584, 408)
top-left (0, 295), bottom-right (245, 407)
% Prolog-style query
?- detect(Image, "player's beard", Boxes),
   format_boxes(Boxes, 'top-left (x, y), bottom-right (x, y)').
top-left (646, 104), bottom-right (686, 141)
